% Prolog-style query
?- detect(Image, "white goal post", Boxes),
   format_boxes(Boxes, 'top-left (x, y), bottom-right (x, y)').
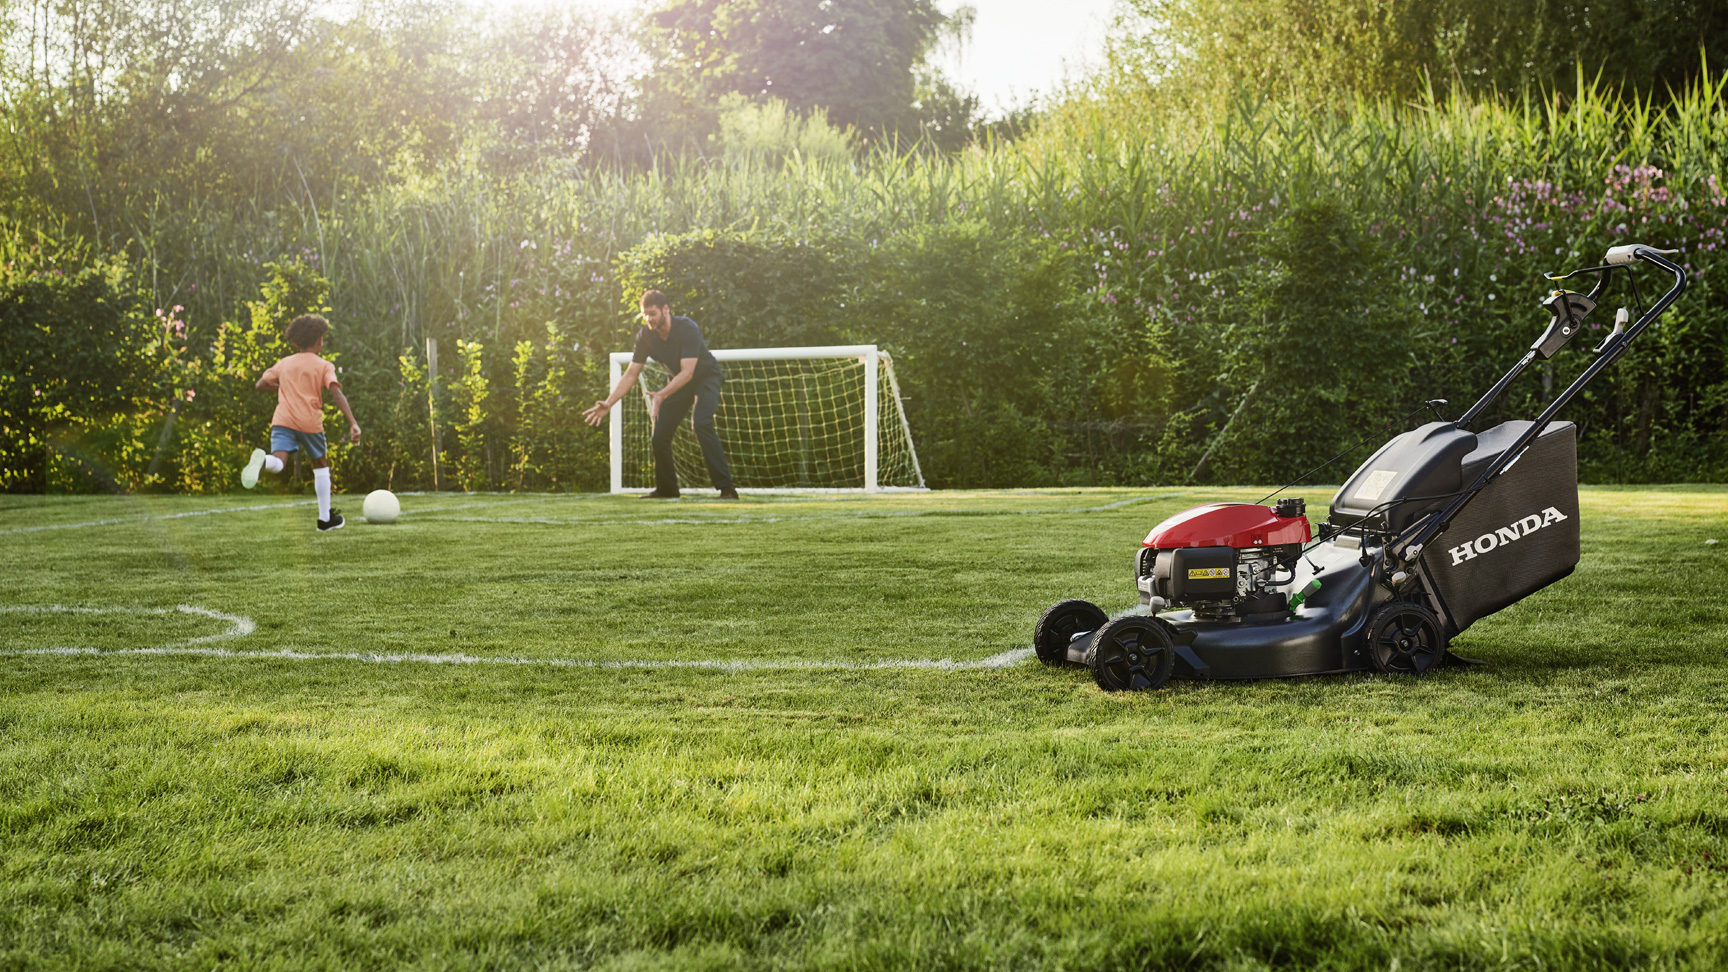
top-left (608, 345), bottom-right (927, 494)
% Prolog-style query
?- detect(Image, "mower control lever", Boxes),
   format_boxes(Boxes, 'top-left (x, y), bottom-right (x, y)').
top-left (1533, 290), bottom-right (1596, 358)
top-left (1593, 307), bottom-right (1629, 354)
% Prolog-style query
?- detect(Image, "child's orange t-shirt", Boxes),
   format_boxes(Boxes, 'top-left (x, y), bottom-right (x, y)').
top-left (262, 352), bottom-right (338, 433)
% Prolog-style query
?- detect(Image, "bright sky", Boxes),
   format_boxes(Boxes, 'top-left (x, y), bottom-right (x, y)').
top-left (464, 0), bottom-right (1118, 117)
top-left (934, 0), bottom-right (1118, 114)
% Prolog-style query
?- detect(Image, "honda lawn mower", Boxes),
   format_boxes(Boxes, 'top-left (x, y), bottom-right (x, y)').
top-left (1037, 243), bottom-right (1689, 692)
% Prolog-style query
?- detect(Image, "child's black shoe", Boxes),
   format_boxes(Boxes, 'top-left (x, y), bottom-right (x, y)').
top-left (317, 510), bottom-right (345, 532)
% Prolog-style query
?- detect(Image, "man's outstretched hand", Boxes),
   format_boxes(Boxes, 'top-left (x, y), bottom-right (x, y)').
top-left (582, 400), bottom-right (610, 427)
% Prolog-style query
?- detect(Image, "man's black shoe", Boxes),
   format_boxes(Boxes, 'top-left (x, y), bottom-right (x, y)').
top-left (718, 488), bottom-right (740, 500)
top-left (640, 490), bottom-right (681, 499)
top-left (317, 509), bottom-right (345, 532)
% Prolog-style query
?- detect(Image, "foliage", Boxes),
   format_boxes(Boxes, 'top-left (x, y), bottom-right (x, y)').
top-left (640, 0), bottom-right (951, 145)
top-left (615, 229), bottom-right (855, 350)
top-left (0, 239), bottom-right (156, 492)
top-left (466, 4), bottom-right (638, 167)
top-left (911, 64), bottom-right (985, 153)
top-left (714, 95), bottom-right (855, 167)
top-left (0, 0), bottom-right (475, 238)
top-left (863, 220), bottom-right (1089, 487)
top-left (1112, 0), bottom-right (1728, 109)
top-left (449, 339), bottom-right (491, 491)
top-left (1164, 199), bottom-right (1410, 484)
top-left (10, 30), bottom-right (1728, 492)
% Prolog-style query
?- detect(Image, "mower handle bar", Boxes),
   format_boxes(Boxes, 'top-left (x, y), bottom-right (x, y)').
top-left (1606, 243), bottom-right (1679, 266)
top-left (1398, 244), bottom-right (1687, 555)
top-left (1453, 248), bottom-right (1626, 429)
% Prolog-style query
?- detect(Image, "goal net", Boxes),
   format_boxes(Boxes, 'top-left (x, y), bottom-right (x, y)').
top-left (608, 345), bottom-right (926, 493)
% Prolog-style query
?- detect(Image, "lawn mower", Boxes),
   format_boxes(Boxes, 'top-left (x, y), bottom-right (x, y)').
top-left (1037, 243), bottom-right (1689, 692)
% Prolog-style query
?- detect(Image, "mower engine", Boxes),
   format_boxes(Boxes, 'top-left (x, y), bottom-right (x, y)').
top-left (1136, 498), bottom-right (1313, 620)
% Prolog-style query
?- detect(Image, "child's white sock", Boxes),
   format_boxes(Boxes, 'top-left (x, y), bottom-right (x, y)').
top-left (314, 467), bottom-right (332, 521)
top-left (264, 455), bottom-right (284, 473)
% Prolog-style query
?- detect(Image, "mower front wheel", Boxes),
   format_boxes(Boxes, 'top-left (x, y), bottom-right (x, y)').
top-left (1085, 616), bottom-right (1176, 692)
top-left (1366, 601), bottom-right (1448, 676)
top-left (1033, 599), bottom-right (1109, 666)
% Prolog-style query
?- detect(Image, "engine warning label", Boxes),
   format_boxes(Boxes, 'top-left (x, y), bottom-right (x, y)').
top-left (1354, 469), bottom-right (1397, 501)
top-left (1186, 567), bottom-right (1232, 579)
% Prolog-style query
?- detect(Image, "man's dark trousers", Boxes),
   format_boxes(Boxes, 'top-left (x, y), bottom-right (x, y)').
top-left (651, 371), bottom-right (735, 495)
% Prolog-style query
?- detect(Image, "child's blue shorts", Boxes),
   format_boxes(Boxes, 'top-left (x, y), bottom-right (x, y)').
top-left (270, 425), bottom-right (328, 459)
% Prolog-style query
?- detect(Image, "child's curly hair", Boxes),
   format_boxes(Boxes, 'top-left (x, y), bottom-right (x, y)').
top-left (284, 314), bottom-right (330, 350)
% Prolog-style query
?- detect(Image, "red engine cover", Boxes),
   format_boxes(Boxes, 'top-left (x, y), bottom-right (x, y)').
top-left (1143, 503), bottom-right (1312, 549)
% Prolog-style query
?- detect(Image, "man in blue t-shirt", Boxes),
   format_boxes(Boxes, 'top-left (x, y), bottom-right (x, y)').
top-left (583, 290), bottom-right (738, 499)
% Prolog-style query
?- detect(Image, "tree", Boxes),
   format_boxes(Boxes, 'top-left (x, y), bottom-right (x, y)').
top-left (636, 0), bottom-right (954, 146)
top-left (1114, 0), bottom-right (1728, 107)
top-left (466, 5), bottom-right (639, 166)
top-left (0, 0), bottom-right (650, 233)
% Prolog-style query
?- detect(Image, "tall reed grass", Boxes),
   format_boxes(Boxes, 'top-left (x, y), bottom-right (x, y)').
top-left (20, 71), bottom-right (1728, 492)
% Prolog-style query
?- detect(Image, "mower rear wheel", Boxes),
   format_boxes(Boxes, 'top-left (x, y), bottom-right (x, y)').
top-left (1033, 599), bottom-right (1109, 667)
top-left (1085, 616), bottom-right (1176, 692)
top-left (1366, 601), bottom-right (1447, 676)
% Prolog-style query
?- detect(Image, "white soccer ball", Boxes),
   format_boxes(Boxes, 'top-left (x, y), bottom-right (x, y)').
top-left (363, 489), bottom-right (400, 524)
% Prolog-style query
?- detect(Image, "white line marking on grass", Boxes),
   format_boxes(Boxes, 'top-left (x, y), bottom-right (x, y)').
top-left (0, 494), bottom-right (573, 536)
top-left (1075, 495), bottom-right (1182, 512)
top-left (414, 493), bottom-right (1197, 528)
top-left (9, 644), bottom-right (1037, 672)
top-left (0, 502), bottom-right (316, 535)
top-left (393, 495), bottom-right (577, 517)
top-left (0, 604), bottom-right (256, 647)
top-left (431, 515), bottom-right (787, 526)
top-left (6, 639), bottom-right (1029, 671)
top-left (6, 491), bottom-right (1194, 536)
top-left (0, 602), bottom-right (1034, 672)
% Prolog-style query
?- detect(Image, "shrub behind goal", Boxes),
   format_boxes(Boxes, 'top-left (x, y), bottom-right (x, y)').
top-left (608, 345), bottom-right (926, 493)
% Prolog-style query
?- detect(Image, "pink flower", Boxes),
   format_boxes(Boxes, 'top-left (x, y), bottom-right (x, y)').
top-left (184, 389), bottom-right (196, 401)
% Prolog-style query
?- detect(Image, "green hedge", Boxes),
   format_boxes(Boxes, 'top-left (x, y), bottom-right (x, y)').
top-left (7, 80), bottom-right (1728, 493)
top-left (0, 243), bottom-right (156, 493)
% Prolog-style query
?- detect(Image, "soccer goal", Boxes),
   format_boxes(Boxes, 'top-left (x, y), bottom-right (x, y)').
top-left (608, 345), bottom-right (926, 493)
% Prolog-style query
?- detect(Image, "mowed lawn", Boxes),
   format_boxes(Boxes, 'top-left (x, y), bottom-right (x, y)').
top-left (3, 486), bottom-right (1727, 971)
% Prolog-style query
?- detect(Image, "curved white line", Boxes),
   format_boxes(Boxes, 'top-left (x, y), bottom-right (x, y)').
top-left (0, 604), bottom-right (255, 648)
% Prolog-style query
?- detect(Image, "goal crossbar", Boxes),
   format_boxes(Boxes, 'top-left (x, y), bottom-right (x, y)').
top-left (608, 345), bottom-right (926, 494)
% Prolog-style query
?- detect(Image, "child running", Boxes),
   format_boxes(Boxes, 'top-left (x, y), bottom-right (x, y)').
top-left (240, 314), bottom-right (362, 531)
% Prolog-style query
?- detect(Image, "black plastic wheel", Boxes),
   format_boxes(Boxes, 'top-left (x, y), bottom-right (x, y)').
top-left (1084, 616), bottom-right (1176, 692)
top-left (1033, 599), bottom-right (1109, 666)
top-left (1365, 601), bottom-right (1448, 676)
